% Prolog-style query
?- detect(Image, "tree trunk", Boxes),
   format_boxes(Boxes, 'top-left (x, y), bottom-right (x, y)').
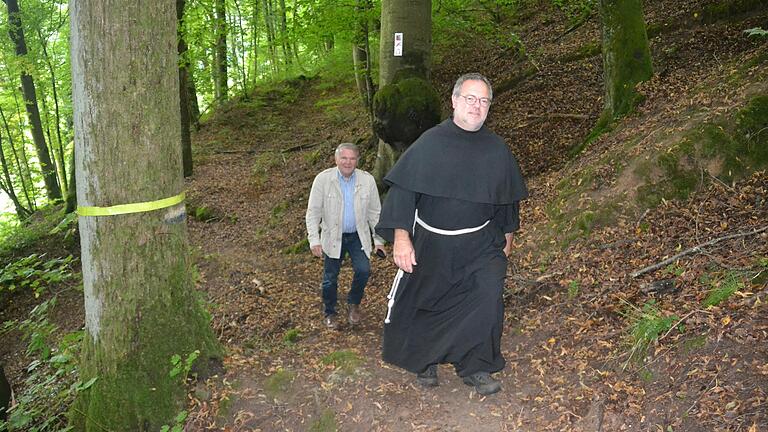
top-left (4, 0), bottom-right (62, 201)
top-left (379, 0), bottom-right (431, 86)
top-left (36, 26), bottom-right (69, 193)
top-left (251, 0), bottom-right (260, 84)
top-left (214, 0), bottom-right (228, 103)
top-left (177, 0), bottom-right (193, 177)
top-left (69, 1), bottom-right (220, 429)
top-left (263, 0), bottom-right (279, 75)
top-left (65, 149), bottom-right (76, 213)
top-left (0, 104), bottom-right (35, 211)
top-left (0, 133), bottom-right (30, 219)
top-left (374, 0), bottom-right (434, 187)
top-left (353, 0), bottom-right (375, 117)
top-left (599, 0), bottom-right (653, 119)
top-left (278, 0), bottom-right (292, 66)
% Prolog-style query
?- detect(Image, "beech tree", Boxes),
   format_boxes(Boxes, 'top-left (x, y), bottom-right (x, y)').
top-left (372, 0), bottom-right (440, 185)
top-left (69, 1), bottom-right (219, 429)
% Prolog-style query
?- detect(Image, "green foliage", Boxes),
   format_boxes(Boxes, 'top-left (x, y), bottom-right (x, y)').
top-left (309, 408), bottom-right (338, 432)
top-left (702, 272), bottom-right (743, 308)
top-left (551, 0), bottom-right (595, 22)
top-left (252, 151), bottom-right (285, 187)
top-left (264, 369), bottom-right (296, 398)
top-left (0, 206), bottom-right (69, 256)
top-left (567, 280), bottom-right (580, 298)
top-left (169, 350), bottom-right (201, 381)
top-left (0, 253), bottom-right (75, 297)
top-left (283, 328), bottom-right (301, 344)
top-left (283, 238), bottom-right (310, 254)
top-left (1, 298), bottom-right (85, 432)
top-left (160, 410), bottom-right (189, 432)
top-left (623, 300), bottom-right (680, 364)
top-left (744, 27), bottom-right (768, 38)
top-left (321, 350), bottom-right (363, 378)
top-left (191, 205), bottom-right (217, 222)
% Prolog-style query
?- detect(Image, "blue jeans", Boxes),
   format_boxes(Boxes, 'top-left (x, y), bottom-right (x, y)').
top-left (322, 233), bottom-right (370, 316)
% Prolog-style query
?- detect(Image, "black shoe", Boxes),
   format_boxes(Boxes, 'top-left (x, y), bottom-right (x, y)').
top-left (416, 364), bottom-right (439, 387)
top-left (462, 372), bottom-right (501, 395)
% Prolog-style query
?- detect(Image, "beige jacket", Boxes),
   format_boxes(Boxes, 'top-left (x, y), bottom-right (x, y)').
top-left (306, 167), bottom-right (384, 259)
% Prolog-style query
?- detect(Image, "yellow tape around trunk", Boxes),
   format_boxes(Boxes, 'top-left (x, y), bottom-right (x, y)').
top-left (77, 192), bottom-right (186, 217)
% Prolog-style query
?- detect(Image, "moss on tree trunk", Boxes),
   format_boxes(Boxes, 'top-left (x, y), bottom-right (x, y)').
top-left (69, 1), bottom-right (220, 430)
top-left (599, 0), bottom-right (653, 119)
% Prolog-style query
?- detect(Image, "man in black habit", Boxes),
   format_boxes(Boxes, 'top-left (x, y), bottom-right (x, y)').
top-left (375, 73), bottom-right (528, 396)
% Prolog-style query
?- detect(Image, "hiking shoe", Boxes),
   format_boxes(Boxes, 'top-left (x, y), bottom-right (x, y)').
top-left (324, 314), bottom-right (339, 329)
top-left (347, 304), bottom-right (361, 325)
top-left (416, 364), bottom-right (439, 387)
top-left (462, 372), bottom-right (501, 395)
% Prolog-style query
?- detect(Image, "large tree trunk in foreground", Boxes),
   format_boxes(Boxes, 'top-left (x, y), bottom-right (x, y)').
top-left (4, 0), bottom-right (62, 201)
top-left (69, 1), bottom-right (219, 430)
top-left (599, 0), bottom-right (653, 119)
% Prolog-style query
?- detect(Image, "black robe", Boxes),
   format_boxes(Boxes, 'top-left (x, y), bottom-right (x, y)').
top-left (376, 118), bottom-right (528, 377)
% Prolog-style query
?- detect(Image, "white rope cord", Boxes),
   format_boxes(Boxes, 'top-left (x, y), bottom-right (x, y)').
top-left (383, 210), bottom-right (490, 324)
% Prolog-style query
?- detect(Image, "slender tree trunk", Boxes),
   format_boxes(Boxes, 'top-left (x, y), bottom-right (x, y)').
top-left (177, 0), bottom-right (193, 177)
top-left (214, 0), bottom-right (228, 103)
top-left (0, 104), bottom-right (34, 211)
top-left (4, 0), bottom-right (62, 201)
top-left (599, 0), bottom-right (653, 120)
top-left (69, 1), bottom-right (220, 429)
top-left (65, 149), bottom-right (76, 213)
top-left (353, 0), bottom-right (374, 116)
top-left (0, 133), bottom-right (30, 218)
top-left (251, 0), bottom-right (260, 84)
top-left (262, 0), bottom-right (279, 75)
top-left (278, 0), bottom-right (292, 66)
top-left (37, 26), bottom-right (69, 192)
top-left (232, 0), bottom-right (249, 95)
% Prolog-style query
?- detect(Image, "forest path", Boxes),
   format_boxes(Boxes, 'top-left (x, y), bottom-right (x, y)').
top-left (182, 82), bottom-right (557, 431)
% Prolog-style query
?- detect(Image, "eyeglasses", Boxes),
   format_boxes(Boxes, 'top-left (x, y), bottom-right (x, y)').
top-left (459, 94), bottom-right (492, 107)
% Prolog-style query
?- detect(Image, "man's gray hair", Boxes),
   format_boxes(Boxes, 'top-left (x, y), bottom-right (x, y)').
top-left (335, 142), bottom-right (359, 156)
top-left (452, 73), bottom-right (493, 100)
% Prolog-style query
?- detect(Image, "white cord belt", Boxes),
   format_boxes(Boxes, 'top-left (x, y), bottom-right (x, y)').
top-left (384, 210), bottom-right (490, 324)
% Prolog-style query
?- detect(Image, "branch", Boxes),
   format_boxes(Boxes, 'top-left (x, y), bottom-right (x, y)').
top-left (630, 225), bottom-right (768, 278)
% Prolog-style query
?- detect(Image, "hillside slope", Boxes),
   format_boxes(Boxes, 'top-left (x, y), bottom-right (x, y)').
top-left (178, 1), bottom-right (767, 430)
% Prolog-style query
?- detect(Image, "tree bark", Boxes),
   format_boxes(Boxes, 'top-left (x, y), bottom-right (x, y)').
top-left (37, 26), bottom-right (69, 193)
top-left (4, 0), bottom-right (62, 201)
top-left (374, 0), bottom-right (434, 186)
top-left (0, 133), bottom-right (30, 219)
top-left (214, 0), bottom-right (228, 103)
top-left (0, 104), bottom-right (34, 211)
top-left (599, 0), bottom-right (653, 119)
top-left (177, 0), bottom-right (193, 177)
top-left (69, 1), bottom-right (220, 429)
top-left (353, 0), bottom-right (375, 117)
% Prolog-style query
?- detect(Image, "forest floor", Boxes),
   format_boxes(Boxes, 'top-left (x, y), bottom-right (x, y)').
top-left (176, 2), bottom-right (768, 429)
top-left (1, 0), bottom-right (767, 431)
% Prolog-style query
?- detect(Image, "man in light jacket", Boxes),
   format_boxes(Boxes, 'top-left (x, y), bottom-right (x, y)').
top-left (306, 143), bottom-right (385, 329)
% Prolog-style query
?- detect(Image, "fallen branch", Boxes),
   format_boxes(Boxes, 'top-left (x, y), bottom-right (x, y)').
top-left (281, 142), bottom-right (321, 153)
top-left (630, 225), bottom-right (768, 278)
top-left (213, 149), bottom-right (257, 154)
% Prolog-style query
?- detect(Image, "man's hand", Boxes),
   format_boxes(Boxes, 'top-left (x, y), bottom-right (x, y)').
top-left (310, 245), bottom-right (323, 258)
top-left (374, 244), bottom-right (387, 258)
top-left (503, 233), bottom-right (514, 257)
top-left (393, 229), bottom-right (417, 273)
